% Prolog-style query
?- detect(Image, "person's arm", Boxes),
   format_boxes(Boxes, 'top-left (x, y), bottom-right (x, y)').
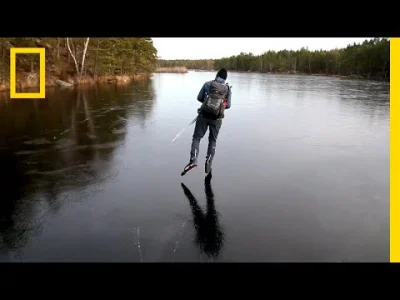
top-left (225, 86), bottom-right (232, 109)
top-left (197, 81), bottom-right (209, 103)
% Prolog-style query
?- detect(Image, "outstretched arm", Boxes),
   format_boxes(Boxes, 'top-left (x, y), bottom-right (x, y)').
top-left (225, 86), bottom-right (232, 109)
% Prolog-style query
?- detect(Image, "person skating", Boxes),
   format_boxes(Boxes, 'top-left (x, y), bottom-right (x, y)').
top-left (182, 68), bottom-right (232, 176)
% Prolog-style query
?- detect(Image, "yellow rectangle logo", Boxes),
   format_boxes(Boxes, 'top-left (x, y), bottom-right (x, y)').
top-left (10, 47), bottom-right (46, 99)
top-left (391, 38), bottom-right (398, 262)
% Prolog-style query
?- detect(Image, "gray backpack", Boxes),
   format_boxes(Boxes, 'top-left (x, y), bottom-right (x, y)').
top-left (200, 80), bottom-right (229, 119)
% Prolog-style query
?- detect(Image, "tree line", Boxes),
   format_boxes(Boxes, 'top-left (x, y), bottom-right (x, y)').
top-left (157, 38), bottom-right (390, 80)
top-left (0, 38), bottom-right (158, 84)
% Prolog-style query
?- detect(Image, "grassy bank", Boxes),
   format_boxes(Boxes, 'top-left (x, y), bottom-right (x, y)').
top-left (0, 37), bottom-right (158, 94)
top-left (155, 66), bottom-right (188, 73)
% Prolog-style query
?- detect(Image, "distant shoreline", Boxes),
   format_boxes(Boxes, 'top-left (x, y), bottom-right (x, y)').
top-left (156, 38), bottom-right (390, 82)
top-left (0, 68), bottom-right (388, 95)
top-left (154, 69), bottom-right (389, 82)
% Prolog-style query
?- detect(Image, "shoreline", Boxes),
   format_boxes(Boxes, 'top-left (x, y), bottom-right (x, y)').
top-left (0, 72), bottom-right (152, 93)
top-left (0, 37), bottom-right (159, 94)
top-left (0, 68), bottom-right (389, 95)
top-left (155, 69), bottom-right (389, 82)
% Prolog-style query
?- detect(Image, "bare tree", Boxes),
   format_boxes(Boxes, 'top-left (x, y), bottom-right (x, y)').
top-left (66, 37), bottom-right (90, 82)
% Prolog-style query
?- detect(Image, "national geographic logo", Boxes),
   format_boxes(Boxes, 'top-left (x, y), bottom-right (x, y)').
top-left (9, 47), bottom-right (46, 99)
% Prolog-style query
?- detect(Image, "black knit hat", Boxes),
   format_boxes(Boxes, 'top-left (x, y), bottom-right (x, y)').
top-left (216, 68), bottom-right (227, 80)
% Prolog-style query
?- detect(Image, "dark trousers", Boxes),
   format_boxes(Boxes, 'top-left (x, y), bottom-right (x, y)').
top-left (190, 115), bottom-right (222, 164)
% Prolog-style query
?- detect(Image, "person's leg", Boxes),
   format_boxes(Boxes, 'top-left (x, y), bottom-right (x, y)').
top-left (189, 115), bottom-right (208, 164)
top-left (205, 119), bottom-right (222, 173)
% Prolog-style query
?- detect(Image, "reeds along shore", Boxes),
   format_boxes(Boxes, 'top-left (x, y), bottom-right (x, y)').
top-left (154, 67), bottom-right (188, 73)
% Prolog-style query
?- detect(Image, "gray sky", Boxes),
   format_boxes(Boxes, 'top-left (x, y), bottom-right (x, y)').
top-left (152, 38), bottom-right (373, 60)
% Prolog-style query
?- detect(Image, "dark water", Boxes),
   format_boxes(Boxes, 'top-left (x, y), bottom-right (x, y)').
top-left (0, 72), bottom-right (389, 262)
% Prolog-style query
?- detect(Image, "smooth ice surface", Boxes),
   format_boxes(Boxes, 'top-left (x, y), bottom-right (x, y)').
top-left (0, 71), bottom-right (389, 262)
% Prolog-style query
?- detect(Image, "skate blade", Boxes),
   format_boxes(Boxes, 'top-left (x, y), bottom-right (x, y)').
top-left (181, 164), bottom-right (197, 176)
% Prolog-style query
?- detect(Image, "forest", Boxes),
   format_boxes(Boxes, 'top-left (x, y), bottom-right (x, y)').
top-left (0, 38), bottom-right (158, 91)
top-left (157, 38), bottom-right (390, 80)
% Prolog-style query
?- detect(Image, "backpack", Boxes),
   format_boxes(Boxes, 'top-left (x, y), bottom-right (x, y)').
top-left (200, 80), bottom-right (229, 119)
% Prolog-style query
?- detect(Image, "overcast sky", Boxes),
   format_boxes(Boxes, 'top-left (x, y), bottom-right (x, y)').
top-left (152, 38), bottom-right (373, 60)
